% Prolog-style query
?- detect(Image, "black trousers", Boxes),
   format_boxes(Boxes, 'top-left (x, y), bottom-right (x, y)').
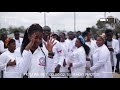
top-left (0, 71), bottom-right (4, 78)
top-left (115, 53), bottom-right (120, 72)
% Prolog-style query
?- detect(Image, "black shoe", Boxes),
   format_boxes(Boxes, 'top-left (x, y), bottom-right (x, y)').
top-left (115, 70), bottom-right (119, 73)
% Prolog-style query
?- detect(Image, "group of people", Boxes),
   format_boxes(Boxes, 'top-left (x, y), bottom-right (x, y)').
top-left (0, 23), bottom-right (120, 78)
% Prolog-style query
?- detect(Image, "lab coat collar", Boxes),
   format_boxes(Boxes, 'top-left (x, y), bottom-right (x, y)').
top-left (93, 44), bottom-right (104, 54)
top-left (32, 47), bottom-right (41, 55)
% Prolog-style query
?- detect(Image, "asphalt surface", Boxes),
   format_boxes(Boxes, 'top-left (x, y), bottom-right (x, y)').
top-left (113, 73), bottom-right (120, 78)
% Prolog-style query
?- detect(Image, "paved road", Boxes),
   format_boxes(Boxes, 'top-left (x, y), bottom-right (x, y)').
top-left (113, 73), bottom-right (120, 78)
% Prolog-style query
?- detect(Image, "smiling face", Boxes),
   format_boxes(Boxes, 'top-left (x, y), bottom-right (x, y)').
top-left (59, 33), bottom-right (65, 42)
top-left (8, 39), bottom-right (16, 53)
top-left (96, 36), bottom-right (104, 47)
top-left (75, 38), bottom-right (82, 48)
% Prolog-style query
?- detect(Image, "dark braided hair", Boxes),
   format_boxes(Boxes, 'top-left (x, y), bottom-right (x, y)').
top-left (21, 24), bottom-right (43, 54)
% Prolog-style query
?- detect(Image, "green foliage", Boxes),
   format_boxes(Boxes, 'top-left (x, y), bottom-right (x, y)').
top-left (91, 16), bottom-right (120, 36)
top-left (0, 26), bottom-right (26, 38)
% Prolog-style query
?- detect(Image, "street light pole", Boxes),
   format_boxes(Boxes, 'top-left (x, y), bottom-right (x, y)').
top-left (104, 12), bottom-right (106, 18)
top-left (74, 12), bottom-right (76, 32)
top-left (44, 12), bottom-right (46, 26)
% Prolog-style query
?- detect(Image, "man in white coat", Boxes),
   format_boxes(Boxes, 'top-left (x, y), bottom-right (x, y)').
top-left (105, 29), bottom-right (119, 72)
top-left (42, 26), bottom-right (65, 78)
top-left (13, 30), bottom-right (23, 48)
top-left (86, 36), bottom-right (113, 78)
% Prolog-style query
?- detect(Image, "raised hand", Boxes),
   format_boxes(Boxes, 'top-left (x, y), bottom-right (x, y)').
top-left (44, 36), bottom-right (56, 53)
top-left (25, 33), bottom-right (36, 51)
top-left (7, 60), bottom-right (16, 67)
top-left (55, 64), bottom-right (61, 73)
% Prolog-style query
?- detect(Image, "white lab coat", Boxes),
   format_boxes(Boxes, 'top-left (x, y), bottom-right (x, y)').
top-left (65, 38), bottom-right (77, 53)
top-left (44, 40), bottom-right (65, 78)
top-left (85, 40), bottom-right (97, 70)
top-left (110, 39), bottom-right (119, 68)
top-left (13, 38), bottom-right (23, 48)
top-left (22, 46), bottom-right (47, 78)
top-left (0, 40), bottom-right (7, 54)
top-left (90, 44), bottom-right (113, 78)
top-left (0, 49), bottom-right (23, 78)
top-left (59, 41), bottom-right (69, 73)
top-left (68, 46), bottom-right (86, 78)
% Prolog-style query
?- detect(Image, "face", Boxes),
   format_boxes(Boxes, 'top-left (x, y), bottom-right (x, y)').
top-left (75, 39), bottom-right (81, 48)
top-left (52, 35), bottom-right (57, 40)
top-left (96, 37), bottom-right (104, 47)
top-left (68, 32), bottom-right (74, 40)
top-left (14, 32), bottom-right (20, 40)
top-left (59, 33), bottom-right (65, 42)
top-left (76, 31), bottom-right (81, 37)
top-left (8, 42), bottom-right (16, 51)
top-left (43, 30), bottom-right (51, 41)
top-left (106, 32), bottom-right (113, 41)
top-left (28, 31), bottom-right (43, 50)
top-left (3, 34), bottom-right (7, 41)
top-left (87, 32), bottom-right (91, 41)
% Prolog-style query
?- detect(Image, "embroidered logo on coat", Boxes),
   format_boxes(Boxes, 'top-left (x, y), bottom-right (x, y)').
top-left (57, 50), bottom-right (62, 54)
top-left (39, 57), bottom-right (45, 66)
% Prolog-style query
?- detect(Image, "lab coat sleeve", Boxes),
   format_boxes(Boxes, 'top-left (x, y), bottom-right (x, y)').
top-left (90, 49), bottom-right (109, 72)
top-left (114, 40), bottom-right (119, 54)
top-left (56, 44), bottom-right (64, 67)
top-left (72, 53), bottom-right (86, 69)
top-left (0, 53), bottom-right (8, 71)
top-left (0, 41), bottom-right (7, 53)
top-left (17, 50), bottom-right (32, 74)
top-left (0, 63), bottom-right (7, 71)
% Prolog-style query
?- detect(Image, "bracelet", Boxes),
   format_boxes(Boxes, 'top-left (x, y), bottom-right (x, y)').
top-left (48, 52), bottom-right (54, 56)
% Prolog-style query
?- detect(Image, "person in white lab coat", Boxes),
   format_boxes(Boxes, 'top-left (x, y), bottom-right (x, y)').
top-left (0, 33), bottom-right (8, 54)
top-left (86, 36), bottom-right (113, 78)
top-left (82, 29), bottom-right (97, 78)
top-left (105, 29), bottom-right (119, 72)
top-left (13, 30), bottom-right (23, 48)
top-left (0, 39), bottom-right (21, 78)
top-left (65, 31), bottom-right (77, 76)
top-left (68, 36), bottom-right (90, 78)
top-left (42, 26), bottom-right (65, 78)
top-left (59, 32), bottom-right (69, 75)
top-left (115, 33), bottom-right (120, 73)
top-left (65, 31), bottom-right (76, 53)
top-left (21, 24), bottom-right (57, 78)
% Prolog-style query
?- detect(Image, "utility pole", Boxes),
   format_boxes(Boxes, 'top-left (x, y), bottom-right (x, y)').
top-left (74, 12), bottom-right (76, 32)
top-left (44, 12), bottom-right (46, 26)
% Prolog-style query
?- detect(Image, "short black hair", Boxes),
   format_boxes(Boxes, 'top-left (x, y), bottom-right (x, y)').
top-left (42, 26), bottom-right (51, 32)
top-left (51, 33), bottom-right (60, 42)
top-left (105, 29), bottom-right (113, 34)
top-left (59, 32), bottom-right (66, 37)
top-left (77, 37), bottom-right (90, 56)
top-left (8, 39), bottom-right (15, 46)
top-left (86, 27), bottom-right (91, 32)
top-left (14, 30), bottom-right (19, 34)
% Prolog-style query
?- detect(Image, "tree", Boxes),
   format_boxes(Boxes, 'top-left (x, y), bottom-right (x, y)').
top-left (91, 16), bottom-right (120, 36)
top-left (8, 26), bottom-right (26, 34)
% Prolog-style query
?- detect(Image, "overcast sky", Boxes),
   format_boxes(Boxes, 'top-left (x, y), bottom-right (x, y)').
top-left (0, 12), bottom-right (120, 32)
